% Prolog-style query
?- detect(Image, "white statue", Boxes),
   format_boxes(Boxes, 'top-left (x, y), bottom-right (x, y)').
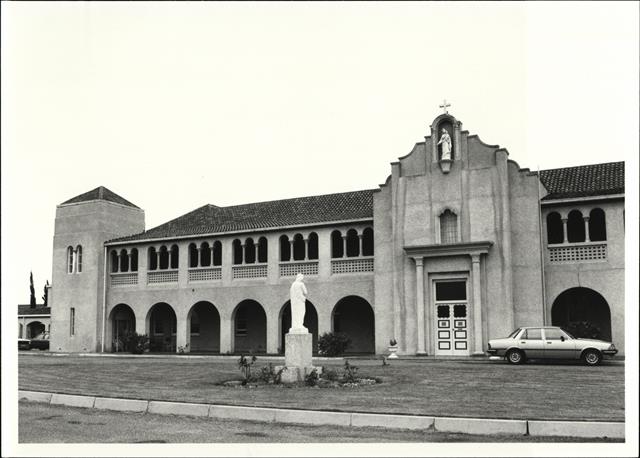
top-left (289, 273), bottom-right (308, 334)
top-left (437, 128), bottom-right (452, 161)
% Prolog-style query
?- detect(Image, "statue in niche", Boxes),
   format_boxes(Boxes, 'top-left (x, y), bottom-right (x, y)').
top-left (289, 273), bottom-right (308, 333)
top-left (437, 128), bottom-right (452, 161)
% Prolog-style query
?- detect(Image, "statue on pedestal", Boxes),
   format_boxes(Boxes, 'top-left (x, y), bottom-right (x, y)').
top-left (289, 273), bottom-right (308, 334)
top-left (437, 128), bottom-right (452, 161)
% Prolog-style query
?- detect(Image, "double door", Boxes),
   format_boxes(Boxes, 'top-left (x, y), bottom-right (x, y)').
top-left (433, 280), bottom-right (470, 356)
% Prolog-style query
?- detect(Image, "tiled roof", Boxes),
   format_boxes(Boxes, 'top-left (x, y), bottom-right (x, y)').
top-left (539, 162), bottom-right (624, 200)
top-left (60, 186), bottom-right (140, 209)
top-left (109, 189), bottom-right (374, 243)
top-left (18, 304), bottom-right (51, 316)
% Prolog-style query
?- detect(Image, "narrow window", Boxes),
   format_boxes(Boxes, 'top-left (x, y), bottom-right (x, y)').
top-left (362, 227), bottom-right (374, 256)
top-left (148, 247), bottom-right (157, 271)
top-left (76, 246), bottom-right (82, 273)
top-left (232, 239), bottom-right (243, 265)
top-left (212, 241), bottom-right (222, 266)
top-left (159, 246), bottom-right (169, 270)
top-left (67, 247), bottom-right (75, 274)
top-left (280, 235), bottom-right (291, 261)
top-left (70, 308), bottom-right (75, 336)
top-left (440, 210), bottom-right (458, 244)
top-left (293, 234), bottom-right (305, 261)
top-left (130, 249), bottom-right (138, 272)
top-left (567, 210), bottom-right (585, 243)
top-left (308, 232), bottom-right (319, 260)
top-left (110, 250), bottom-right (119, 273)
top-left (546, 212), bottom-right (563, 244)
top-left (119, 249), bottom-right (129, 272)
top-left (331, 230), bottom-right (344, 258)
top-left (244, 238), bottom-right (256, 264)
top-left (170, 245), bottom-right (179, 269)
top-left (189, 243), bottom-right (198, 268)
top-left (257, 237), bottom-right (268, 263)
top-left (589, 208), bottom-right (607, 241)
top-left (200, 242), bottom-right (211, 267)
top-left (346, 229), bottom-right (359, 257)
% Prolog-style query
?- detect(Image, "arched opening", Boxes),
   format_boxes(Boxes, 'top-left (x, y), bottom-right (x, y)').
top-left (212, 241), bottom-right (222, 266)
top-left (67, 246), bottom-right (74, 273)
top-left (589, 208), bottom-right (607, 241)
top-left (232, 300), bottom-right (267, 354)
top-left (189, 243), bottom-right (198, 268)
top-left (346, 229), bottom-right (359, 257)
top-left (546, 212), bottom-right (564, 244)
top-left (567, 210), bottom-right (585, 243)
top-left (245, 238), bottom-right (256, 264)
top-left (26, 321), bottom-right (46, 339)
top-left (362, 228), bottom-right (374, 256)
top-left (130, 249), bottom-right (138, 271)
top-left (551, 287), bottom-right (612, 342)
top-left (200, 242), bottom-right (211, 267)
top-left (257, 237), bottom-right (268, 263)
top-left (170, 245), bottom-right (179, 269)
top-left (279, 300), bottom-right (319, 354)
top-left (147, 302), bottom-right (177, 352)
top-left (158, 246), bottom-right (169, 270)
top-left (331, 230), bottom-right (343, 258)
top-left (148, 247), bottom-right (158, 271)
top-left (332, 296), bottom-right (375, 354)
top-left (110, 250), bottom-right (119, 273)
top-left (76, 245), bottom-right (82, 272)
top-left (187, 301), bottom-right (220, 353)
top-left (308, 232), bottom-right (319, 260)
top-left (233, 239), bottom-right (243, 264)
top-left (440, 210), bottom-right (458, 244)
top-left (293, 234), bottom-right (305, 261)
top-left (280, 235), bottom-right (291, 261)
top-left (109, 303), bottom-right (136, 352)
top-left (119, 249), bottom-right (129, 272)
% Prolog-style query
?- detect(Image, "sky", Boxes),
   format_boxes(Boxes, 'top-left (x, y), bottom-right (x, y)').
top-left (1, 3), bottom-right (638, 456)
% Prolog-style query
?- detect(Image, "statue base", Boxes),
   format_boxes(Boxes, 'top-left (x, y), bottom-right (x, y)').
top-left (276, 332), bottom-right (322, 383)
top-left (439, 158), bottom-right (452, 174)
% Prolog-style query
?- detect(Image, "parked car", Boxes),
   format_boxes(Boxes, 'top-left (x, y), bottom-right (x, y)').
top-left (18, 338), bottom-right (31, 350)
top-left (487, 326), bottom-right (617, 366)
top-left (29, 332), bottom-right (50, 350)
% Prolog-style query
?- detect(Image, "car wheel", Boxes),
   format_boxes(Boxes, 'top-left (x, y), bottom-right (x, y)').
top-left (582, 349), bottom-right (602, 366)
top-left (507, 349), bottom-right (524, 365)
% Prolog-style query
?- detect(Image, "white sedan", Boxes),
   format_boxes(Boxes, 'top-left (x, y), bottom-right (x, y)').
top-left (487, 326), bottom-right (618, 366)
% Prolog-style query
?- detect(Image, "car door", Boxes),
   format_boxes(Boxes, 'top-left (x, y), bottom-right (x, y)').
top-left (519, 328), bottom-right (545, 358)
top-left (543, 328), bottom-right (577, 359)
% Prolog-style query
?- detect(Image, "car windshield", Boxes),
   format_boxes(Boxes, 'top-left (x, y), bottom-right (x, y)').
top-left (507, 328), bottom-right (521, 338)
top-left (560, 328), bottom-right (575, 339)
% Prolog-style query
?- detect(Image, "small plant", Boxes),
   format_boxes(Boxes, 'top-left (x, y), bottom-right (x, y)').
top-left (238, 355), bottom-right (257, 385)
top-left (123, 332), bottom-right (150, 354)
top-left (305, 369), bottom-right (319, 387)
top-left (322, 368), bottom-right (339, 381)
top-left (342, 360), bottom-right (359, 383)
top-left (382, 355), bottom-right (389, 366)
top-left (317, 332), bottom-right (351, 356)
top-left (177, 344), bottom-right (190, 354)
top-left (389, 338), bottom-right (397, 346)
top-left (259, 363), bottom-right (285, 384)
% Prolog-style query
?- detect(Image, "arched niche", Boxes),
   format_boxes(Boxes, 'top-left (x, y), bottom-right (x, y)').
top-left (429, 113), bottom-right (462, 163)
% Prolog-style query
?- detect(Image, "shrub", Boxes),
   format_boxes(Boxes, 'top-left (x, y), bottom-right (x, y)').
top-left (317, 332), bottom-right (351, 356)
top-left (123, 332), bottom-right (149, 354)
top-left (564, 321), bottom-right (604, 340)
top-left (322, 369), bottom-right (339, 381)
top-left (342, 360), bottom-right (359, 383)
top-left (238, 355), bottom-right (257, 384)
top-left (305, 369), bottom-right (319, 387)
top-left (259, 363), bottom-right (285, 384)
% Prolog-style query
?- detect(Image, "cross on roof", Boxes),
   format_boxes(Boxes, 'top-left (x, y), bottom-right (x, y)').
top-left (439, 99), bottom-right (451, 114)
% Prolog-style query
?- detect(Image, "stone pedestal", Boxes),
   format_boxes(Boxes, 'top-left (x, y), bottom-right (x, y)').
top-left (276, 332), bottom-right (322, 383)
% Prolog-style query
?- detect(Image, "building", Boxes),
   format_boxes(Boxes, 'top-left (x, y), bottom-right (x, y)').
top-left (18, 304), bottom-right (51, 339)
top-left (49, 112), bottom-right (625, 356)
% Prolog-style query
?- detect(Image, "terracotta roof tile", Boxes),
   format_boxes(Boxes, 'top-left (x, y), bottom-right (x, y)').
top-left (61, 186), bottom-right (140, 209)
top-left (539, 162), bottom-right (624, 200)
top-left (108, 189), bottom-right (374, 243)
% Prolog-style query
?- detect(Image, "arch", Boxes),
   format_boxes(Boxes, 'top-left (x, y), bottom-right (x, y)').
top-left (257, 237), bottom-right (268, 263)
top-left (110, 250), bottom-right (119, 273)
top-left (188, 243), bottom-right (198, 268)
top-left (551, 287), bottom-right (612, 341)
top-left (440, 209), bottom-right (458, 244)
top-left (278, 300), bottom-right (319, 354)
top-left (76, 245), bottom-right (82, 273)
top-left (308, 232), bottom-right (319, 260)
top-left (148, 247), bottom-right (158, 271)
top-left (331, 230), bottom-right (344, 258)
top-left (279, 235), bottom-right (291, 261)
top-left (589, 208), bottom-right (607, 241)
top-left (130, 248), bottom-right (138, 272)
top-left (200, 242), bottom-right (211, 267)
top-left (293, 233), bottom-right (305, 261)
top-left (146, 302), bottom-right (177, 352)
top-left (362, 228), bottom-right (374, 256)
top-left (232, 300), bottom-right (267, 354)
top-left (119, 249), bottom-right (129, 272)
top-left (332, 296), bottom-right (375, 354)
top-left (170, 245), bottom-right (179, 269)
top-left (232, 239), bottom-right (243, 265)
top-left (187, 301), bottom-right (220, 353)
top-left (67, 246), bottom-right (74, 273)
top-left (26, 321), bottom-right (46, 339)
top-left (212, 241), bottom-right (222, 266)
top-left (245, 238), bottom-right (256, 264)
top-left (567, 210), bottom-right (585, 243)
top-left (346, 229), bottom-right (359, 257)
top-left (158, 246), bottom-right (169, 270)
top-left (546, 211), bottom-right (563, 244)
top-left (108, 303), bottom-right (136, 352)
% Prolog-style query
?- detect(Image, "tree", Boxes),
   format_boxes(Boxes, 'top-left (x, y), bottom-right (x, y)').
top-left (42, 280), bottom-right (50, 307)
top-left (29, 271), bottom-right (36, 308)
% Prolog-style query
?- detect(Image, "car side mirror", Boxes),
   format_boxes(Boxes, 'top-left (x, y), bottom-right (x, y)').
top-left (560, 336), bottom-right (565, 342)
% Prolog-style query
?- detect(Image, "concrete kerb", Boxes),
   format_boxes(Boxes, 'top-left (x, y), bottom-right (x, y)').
top-left (18, 390), bottom-right (624, 439)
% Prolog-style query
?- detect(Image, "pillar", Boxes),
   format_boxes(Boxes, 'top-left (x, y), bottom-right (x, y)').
top-left (342, 236), bottom-right (347, 258)
top-left (583, 216), bottom-right (591, 242)
top-left (304, 238), bottom-right (309, 261)
top-left (197, 247), bottom-right (202, 267)
top-left (266, 312), bottom-right (279, 354)
top-left (415, 257), bottom-right (426, 355)
top-left (289, 239), bottom-right (295, 261)
top-left (561, 218), bottom-right (568, 243)
top-left (219, 314), bottom-right (232, 354)
top-left (471, 254), bottom-right (484, 355)
top-left (358, 234), bottom-right (364, 257)
top-left (175, 311), bottom-right (188, 353)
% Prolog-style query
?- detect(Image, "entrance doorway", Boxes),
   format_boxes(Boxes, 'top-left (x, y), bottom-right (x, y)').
top-left (433, 280), bottom-right (470, 356)
top-left (551, 287), bottom-right (612, 341)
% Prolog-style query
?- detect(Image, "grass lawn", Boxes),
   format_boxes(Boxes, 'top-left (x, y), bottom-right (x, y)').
top-left (18, 354), bottom-right (624, 422)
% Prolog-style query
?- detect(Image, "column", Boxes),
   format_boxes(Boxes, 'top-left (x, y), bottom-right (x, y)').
top-left (210, 244), bottom-right (215, 265)
top-left (304, 238), bottom-right (309, 261)
top-left (156, 249), bottom-right (160, 269)
top-left (358, 234), bottom-right (364, 257)
top-left (583, 217), bottom-right (591, 242)
top-left (175, 311), bottom-right (188, 353)
top-left (168, 250), bottom-right (173, 270)
top-left (197, 247), bottom-right (202, 267)
top-left (240, 243), bottom-right (246, 264)
top-left (254, 242), bottom-right (259, 263)
top-left (266, 312), bottom-right (279, 354)
top-left (561, 218), bottom-right (568, 243)
top-left (471, 254), bottom-right (484, 355)
top-left (219, 314), bottom-right (232, 353)
top-left (116, 253), bottom-right (121, 273)
top-left (415, 257), bottom-right (426, 355)
top-left (289, 240), bottom-right (295, 261)
top-left (342, 236), bottom-right (347, 258)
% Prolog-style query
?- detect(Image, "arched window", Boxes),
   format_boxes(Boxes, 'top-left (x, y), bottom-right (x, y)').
top-left (280, 235), bottom-right (291, 261)
top-left (293, 234), bottom-right (305, 261)
top-left (546, 212), bottom-right (563, 244)
top-left (362, 228), bottom-right (374, 256)
top-left (76, 245), bottom-right (82, 273)
top-left (130, 249), bottom-right (138, 272)
top-left (200, 242), bottom-right (211, 267)
top-left (232, 239), bottom-right (243, 265)
top-left (170, 245), bottom-right (179, 269)
top-left (212, 241), bottom-right (222, 266)
top-left (245, 238), bottom-right (256, 264)
top-left (331, 230), bottom-right (343, 258)
top-left (440, 210), bottom-right (458, 244)
top-left (119, 249), bottom-right (129, 273)
top-left (67, 247), bottom-right (75, 273)
top-left (158, 246), bottom-right (169, 270)
top-left (589, 208), bottom-right (607, 242)
top-left (257, 237), bottom-right (268, 263)
top-left (110, 250), bottom-right (119, 273)
top-left (567, 210), bottom-right (585, 243)
top-left (148, 247), bottom-right (157, 271)
top-left (188, 243), bottom-right (198, 268)
top-left (346, 229), bottom-right (359, 257)
top-left (308, 232), bottom-right (319, 260)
